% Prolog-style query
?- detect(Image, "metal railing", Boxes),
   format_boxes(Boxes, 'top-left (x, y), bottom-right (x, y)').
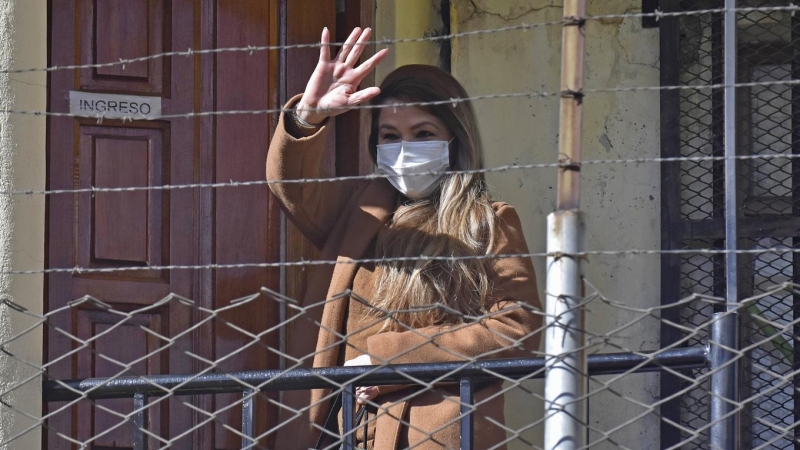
top-left (43, 348), bottom-right (709, 450)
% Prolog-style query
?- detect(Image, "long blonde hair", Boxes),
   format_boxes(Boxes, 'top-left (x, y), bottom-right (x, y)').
top-left (367, 65), bottom-right (497, 332)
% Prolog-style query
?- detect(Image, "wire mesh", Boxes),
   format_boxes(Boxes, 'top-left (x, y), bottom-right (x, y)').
top-left (740, 237), bottom-right (797, 449)
top-left (672, 0), bottom-right (800, 448)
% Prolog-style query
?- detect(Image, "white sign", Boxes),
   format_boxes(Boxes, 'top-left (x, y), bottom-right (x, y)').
top-left (69, 91), bottom-right (162, 120)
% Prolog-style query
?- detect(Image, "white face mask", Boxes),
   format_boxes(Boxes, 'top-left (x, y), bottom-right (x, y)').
top-left (376, 139), bottom-right (451, 199)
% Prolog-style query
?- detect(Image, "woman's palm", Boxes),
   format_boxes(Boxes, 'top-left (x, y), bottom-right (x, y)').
top-left (308, 63), bottom-right (364, 111)
top-left (299, 27), bottom-right (388, 122)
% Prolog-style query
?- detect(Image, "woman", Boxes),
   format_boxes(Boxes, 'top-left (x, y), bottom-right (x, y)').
top-left (267, 27), bottom-right (542, 450)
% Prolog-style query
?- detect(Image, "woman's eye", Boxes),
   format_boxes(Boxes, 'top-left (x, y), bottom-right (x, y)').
top-left (381, 134), bottom-right (399, 142)
top-left (416, 130), bottom-right (435, 139)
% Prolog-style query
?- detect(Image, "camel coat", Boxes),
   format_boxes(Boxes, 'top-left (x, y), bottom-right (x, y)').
top-left (266, 96), bottom-right (542, 449)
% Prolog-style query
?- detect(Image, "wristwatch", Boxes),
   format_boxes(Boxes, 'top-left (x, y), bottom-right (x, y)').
top-left (291, 110), bottom-right (322, 130)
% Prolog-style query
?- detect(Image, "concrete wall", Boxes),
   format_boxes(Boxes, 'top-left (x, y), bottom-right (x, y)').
top-left (0, 0), bottom-right (47, 448)
top-left (375, 0), bottom-right (446, 80)
top-left (453, 1), bottom-right (661, 448)
top-left (378, 0), bottom-right (662, 448)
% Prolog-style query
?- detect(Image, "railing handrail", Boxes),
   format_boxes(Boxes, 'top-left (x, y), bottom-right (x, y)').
top-left (43, 347), bottom-right (708, 402)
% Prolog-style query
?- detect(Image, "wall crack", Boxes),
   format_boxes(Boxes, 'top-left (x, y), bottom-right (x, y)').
top-left (462, 0), bottom-right (560, 24)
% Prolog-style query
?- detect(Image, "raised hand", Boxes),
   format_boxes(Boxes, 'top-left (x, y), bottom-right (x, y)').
top-left (296, 27), bottom-right (389, 125)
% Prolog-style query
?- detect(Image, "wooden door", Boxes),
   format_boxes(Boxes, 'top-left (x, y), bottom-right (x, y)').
top-left (46, 1), bottom-right (372, 448)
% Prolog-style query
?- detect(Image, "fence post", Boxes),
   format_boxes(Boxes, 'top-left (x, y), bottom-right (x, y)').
top-left (342, 383), bottom-right (356, 450)
top-left (709, 0), bottom-right (739, 448)
top-left (132, 392), bottom-right (148, 450)
top-left (709, 312), bottom-right (738, 450)
top-left (459, 377), bottom-right (474, 450)
top-left (241, 389), bottom-right (255, 448)
top-left (544, 1), bottom-right (587, 449)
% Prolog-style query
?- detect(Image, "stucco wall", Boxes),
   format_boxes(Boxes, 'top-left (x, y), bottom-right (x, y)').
top-left (0, 0), bottom-right (47, 448)
top-left (451, 0), bottom-right (661, 448)
top-left (375, 0), bottom-right (446, 81)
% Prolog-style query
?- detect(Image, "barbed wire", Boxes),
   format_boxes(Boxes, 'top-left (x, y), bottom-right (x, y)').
top-left (12, 77), bottom-right (800, 123)
top-left (6, 246), bottom-right (800, 276)
top-left (5, 4), bottom-right (798, 76)
top-left (2, 152), bottom-right (795, 198)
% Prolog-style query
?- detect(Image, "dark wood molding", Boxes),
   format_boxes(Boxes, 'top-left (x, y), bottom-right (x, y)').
top-left (642, 0), bottom-right (659, 28)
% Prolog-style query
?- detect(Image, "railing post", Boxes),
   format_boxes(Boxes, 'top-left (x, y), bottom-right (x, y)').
top-left (241, 389), bottom-right (255, 449)
top-left (342, 383), bottom-right (356, 450)
top-left (708, 1), bottom-right (740, 449)
top-left (133, 392), bottom-right (148, 450)
top-left (709, 312), bottom-right (739, 450)
top-left (459, 377), bottom-right (474, 450)
top-left (545, 1), bottom-right (587, 450)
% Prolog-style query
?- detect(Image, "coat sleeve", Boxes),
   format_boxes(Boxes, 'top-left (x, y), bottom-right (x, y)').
top-left (266, 94), bottom-right (362, 249)
top-left (365, 203), bottom-right (543, 365)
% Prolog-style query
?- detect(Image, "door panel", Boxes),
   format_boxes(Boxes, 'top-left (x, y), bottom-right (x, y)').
top-left (80, 0), bottom-right (167, 93)
top-left (75, 307), bottom-right (168, 449)
top-left (94, 0), bottom-right (149, 79)
top-left (77, 124), bottom-right (168, 281)
top-left (92, 136), bottom-right (151, 262)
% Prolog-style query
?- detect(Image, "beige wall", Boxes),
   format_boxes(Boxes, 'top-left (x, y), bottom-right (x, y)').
top-left (375, 0), bottom-right (445, 80)
top-left (376, 0), bottom-right (662, 448)
top-left (454, 1), bottom-right (661, 448)
top-left (0, 0), bottom-right (47, 449)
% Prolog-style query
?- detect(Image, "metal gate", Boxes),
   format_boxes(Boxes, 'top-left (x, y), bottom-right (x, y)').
top-left (661, 0), bottom-right (800, 447)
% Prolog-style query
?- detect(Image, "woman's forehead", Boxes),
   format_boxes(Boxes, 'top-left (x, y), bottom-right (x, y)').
top-left (378, 104), bottom-right (445, 128)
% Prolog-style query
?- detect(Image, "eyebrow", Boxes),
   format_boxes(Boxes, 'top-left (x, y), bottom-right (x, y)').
top-left (412, 121), bottom-right (441, 130)
top-left (379, 121), bottom-right (441, 131)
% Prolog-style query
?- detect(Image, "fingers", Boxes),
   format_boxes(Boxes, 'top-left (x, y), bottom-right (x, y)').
top-left (356, 386), bottom-right (379, 405)
top-left (344, 27), bottom-right (372, 68)
top-left (344, 48), bottom-right (389, 101)
top-left (319, 27), bottom-right (331, 63)
top-left (347, 87), bottom-right (381, 107)
top-left (353, 48), bottom-right (389, 80)
top-left (336, 27), bottom-right (363, 64)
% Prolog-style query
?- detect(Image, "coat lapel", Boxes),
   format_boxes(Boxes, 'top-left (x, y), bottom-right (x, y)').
top-left (313, 178), bottom-right (395, 367)
top-left (374, 401), bottom-right (409, 450)
top-left (309, 179), bottom-right (396, 422)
